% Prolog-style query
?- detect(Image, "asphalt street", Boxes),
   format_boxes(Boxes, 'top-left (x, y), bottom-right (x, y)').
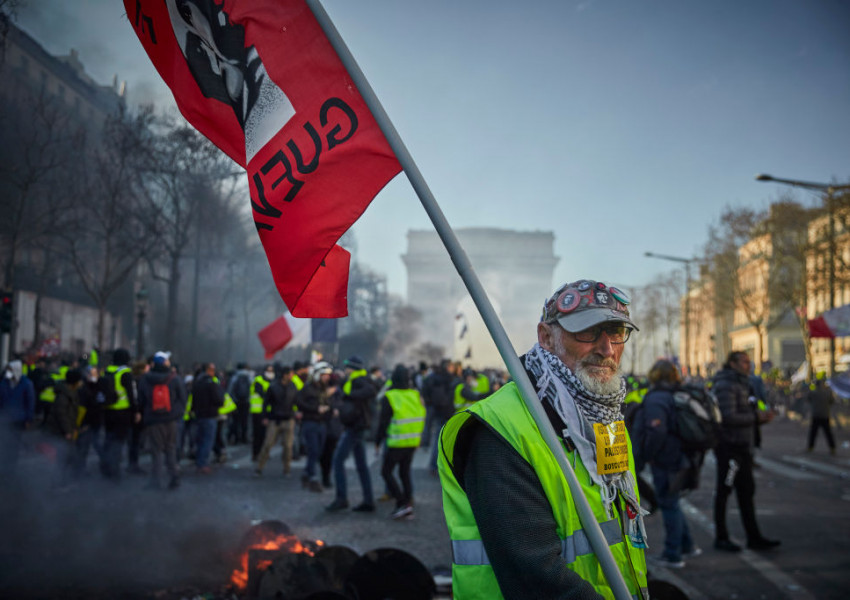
top-left (0, 417), bottom-right (847, 599)
top-left (641, 417), bottom-right (850, 600)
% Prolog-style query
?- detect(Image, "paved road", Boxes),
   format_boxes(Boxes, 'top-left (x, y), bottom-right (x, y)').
top-left (642, 417), bottom-right (850, 600)
top-left (0, 417), bottom-right (847, 598)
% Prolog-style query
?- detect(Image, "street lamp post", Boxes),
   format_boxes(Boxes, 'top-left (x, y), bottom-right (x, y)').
top-left (755, 174), bottom-right (850, 376)
top-left (226, 309), bottom-right (235, 367)
top-left (645, 251), bottom-right (695, 376)
top-left (136, 287), bottom-right (149, 360)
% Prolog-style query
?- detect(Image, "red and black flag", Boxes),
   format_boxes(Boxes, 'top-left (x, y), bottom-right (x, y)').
top-left (126, 0), bottom-right (401, 317)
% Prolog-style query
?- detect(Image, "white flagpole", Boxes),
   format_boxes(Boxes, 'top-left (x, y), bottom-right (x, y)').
top-left (305, 2), bottom-right (633, 598)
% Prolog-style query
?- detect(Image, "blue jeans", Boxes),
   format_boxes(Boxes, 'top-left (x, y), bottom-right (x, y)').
top-left (195, 418), bottom-right (217, 468)
top-left (332, 428), bottom-right (373, 504)
top-left (75, 424), bottom-right (105, 476)
top-left (102, 426), bottom-right (129, 479)
top-left (301, 420), bottom-right (326, 481)
top-left (651, 464), bottom-right (694, 561)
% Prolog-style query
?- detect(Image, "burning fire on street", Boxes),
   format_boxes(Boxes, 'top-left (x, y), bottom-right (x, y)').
top-left (230, 520), bottom-right (324, 593)
top-left (226, 519), bottom-right (440, 599)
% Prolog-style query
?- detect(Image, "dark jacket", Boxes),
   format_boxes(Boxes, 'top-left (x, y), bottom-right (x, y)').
top-left (297, 381), bottom-right (330, 423)
top-left (807, 383), bottom-right (834, 420)
top-left (45, 381), bottom-right (79, 437)
top-left (264, 379), bottom-right (297, 421)
top-left (138, 366), bottom-right (187, 424)
top-left (712, 367), bottom-right (755, 448)
top-left (640, 383), bottom-right (686, 471)
top-left (0, 375), bottom-right (36, 424)
top-left (191, 373), bottom-right (224, 419)
top-left (422, 367), bottom-right (454, 419)
top-left (78, 377), bottom-right (107, 428)
top-left (340, 373), bottom-right (376, 431)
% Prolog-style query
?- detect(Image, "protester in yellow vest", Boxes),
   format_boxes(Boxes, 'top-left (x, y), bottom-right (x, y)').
top-left (438, 279), bottom-right (648, 600)
top-left (374, 364), bottom-right (426, 520)
top-left (102, 348), bottom-right (138, 481)
top-left (453, 368), bottom-right (490, 412)
top-left (249, 365), bottom-right (274, 461)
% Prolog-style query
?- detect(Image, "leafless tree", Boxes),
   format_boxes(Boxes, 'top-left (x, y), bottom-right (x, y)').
top-left (143, 117), bottom-right (238, 351)
top-left (61, 107), bottom-right (160, 348)
top-left (0, 84), bottom-right (84, 290)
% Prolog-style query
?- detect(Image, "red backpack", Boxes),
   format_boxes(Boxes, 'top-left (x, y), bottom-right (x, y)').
top-left (152, 375), bottom-right (175, 413)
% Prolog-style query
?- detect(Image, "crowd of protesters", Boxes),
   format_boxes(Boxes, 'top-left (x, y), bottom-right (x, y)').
top-left (0, 347), bottom-right (506, 520)
top-left (3, 344), bottom-right (839, 534)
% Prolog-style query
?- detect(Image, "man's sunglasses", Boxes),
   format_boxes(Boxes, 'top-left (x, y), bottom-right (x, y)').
top-left (570, 324), bottom-right (633, 344)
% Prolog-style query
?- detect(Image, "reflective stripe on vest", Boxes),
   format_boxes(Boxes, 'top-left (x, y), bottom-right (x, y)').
top-left (438, 382), bottom-right (648, 600)
top-left (385, 389), bottom-right (425, 448)
top-left (105, 365), bottom-right (131, 410)
top-left (292, 374), bottom-right (304, 391)
top-left (250, 377), bottom-right (270, 413)
top-left (452, 519), bottom-right (622, 566)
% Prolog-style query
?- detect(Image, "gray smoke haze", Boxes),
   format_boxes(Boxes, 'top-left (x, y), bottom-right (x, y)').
top-left (14, 0), bottom-right (175, 109)
top-left (0, 436), bottom-right (252, 598)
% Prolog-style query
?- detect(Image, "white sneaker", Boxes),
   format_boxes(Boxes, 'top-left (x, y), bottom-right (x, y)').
top-left (682, 547), bottom-right (703, 558)
top-left (650, 555), bottom-right (686, 569)
top-left (391, 504), bottom-right (414, 520)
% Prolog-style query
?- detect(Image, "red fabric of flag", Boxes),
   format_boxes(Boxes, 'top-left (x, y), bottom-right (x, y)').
top-left (125, 0), bottom-right (401, 317)
top-left (257, 316), bottom-right (294, 359)
top-left (808, 315), bottom-right (834, 338)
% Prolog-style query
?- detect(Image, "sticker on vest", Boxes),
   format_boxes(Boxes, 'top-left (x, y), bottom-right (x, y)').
top-left (594, 420), bottom-right (629, 475)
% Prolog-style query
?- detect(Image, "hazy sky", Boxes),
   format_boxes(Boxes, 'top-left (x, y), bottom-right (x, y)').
top-left (14, 0), bottom-right (850, 298)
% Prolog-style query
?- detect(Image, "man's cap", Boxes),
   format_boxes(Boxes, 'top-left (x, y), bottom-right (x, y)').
top-left (153, 351), bottom-right (171, 366)
top-left (541, 279), bottom-right (638, 333)
top-left (343, 355), bottom-right (365, 370)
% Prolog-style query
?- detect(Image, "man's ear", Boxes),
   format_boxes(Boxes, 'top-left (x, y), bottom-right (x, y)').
top-left (538, 322), bottom-right (554, 352)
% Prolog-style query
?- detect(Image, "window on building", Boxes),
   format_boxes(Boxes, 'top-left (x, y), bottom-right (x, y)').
top-left (781, 340), bottom-right (805, 366)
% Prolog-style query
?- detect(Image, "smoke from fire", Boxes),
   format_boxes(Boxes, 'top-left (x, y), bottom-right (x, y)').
top-left (0, 448), bottom-right (255, 597)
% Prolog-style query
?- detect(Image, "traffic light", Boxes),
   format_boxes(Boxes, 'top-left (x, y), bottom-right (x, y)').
top-left (0, 291), bottom-right (12, 334)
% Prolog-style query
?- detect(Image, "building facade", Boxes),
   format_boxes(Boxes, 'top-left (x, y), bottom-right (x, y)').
top-left (806, 204), bottom-right (850, 375)
top-left (0, 16), bottom-right (128, 360)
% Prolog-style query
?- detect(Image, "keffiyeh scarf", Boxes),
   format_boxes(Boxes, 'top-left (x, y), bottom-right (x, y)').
top-left (524, 344), bottom-right (647, 535)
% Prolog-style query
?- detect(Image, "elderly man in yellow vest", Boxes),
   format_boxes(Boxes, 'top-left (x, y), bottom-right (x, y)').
top-left (438, 279), bottom-right (649, 600)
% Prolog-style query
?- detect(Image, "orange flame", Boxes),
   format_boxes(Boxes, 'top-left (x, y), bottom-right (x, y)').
top-left (230, 533), bottom-right (325, 590)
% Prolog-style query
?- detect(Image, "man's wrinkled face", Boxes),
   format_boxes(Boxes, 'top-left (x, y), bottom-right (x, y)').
top-left (537, 322), bottom-right (625, 395)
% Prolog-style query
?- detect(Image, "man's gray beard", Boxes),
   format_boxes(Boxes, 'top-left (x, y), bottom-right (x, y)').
top-left (575, 363), bottom-right (623, 396)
